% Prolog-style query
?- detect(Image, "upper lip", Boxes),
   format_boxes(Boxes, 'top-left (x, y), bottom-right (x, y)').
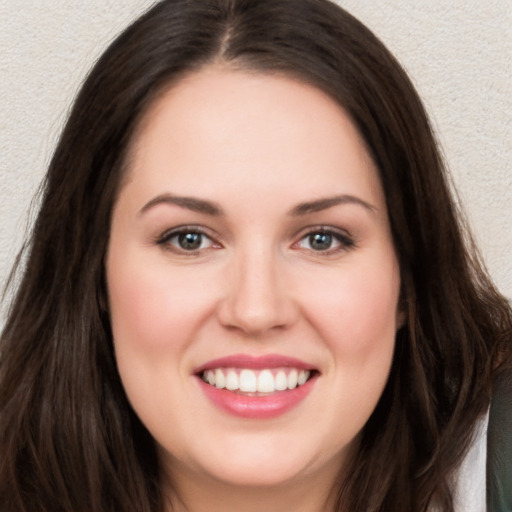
top-left (194, 353), bottom-right (317, 374)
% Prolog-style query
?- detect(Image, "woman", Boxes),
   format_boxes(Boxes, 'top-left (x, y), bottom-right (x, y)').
top-left (1, 1), bottom-right (510, 511)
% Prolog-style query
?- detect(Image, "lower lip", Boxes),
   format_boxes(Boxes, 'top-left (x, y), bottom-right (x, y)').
top-left (197, 376), bottom-right (317, 419)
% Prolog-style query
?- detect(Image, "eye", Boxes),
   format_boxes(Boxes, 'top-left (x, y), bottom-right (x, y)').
top-left (156, 227), bottom-right (219, 253)
top-left (295, 228), bottom-right (356, 254)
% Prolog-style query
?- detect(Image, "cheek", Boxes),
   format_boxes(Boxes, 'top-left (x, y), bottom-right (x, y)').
top-left (107, 253), bottom-right (214, 352)
top-left (301, 256), bottom-right (400, 358)
top-left (310, 259), bottom-right (400, 430)
top-left (105, 253), bottom-right (209, 437)
top-left (108, 267), bottom-right (175, 350)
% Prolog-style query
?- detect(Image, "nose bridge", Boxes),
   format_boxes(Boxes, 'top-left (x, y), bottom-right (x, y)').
top-left (219, 239), bottom-right (293, 334)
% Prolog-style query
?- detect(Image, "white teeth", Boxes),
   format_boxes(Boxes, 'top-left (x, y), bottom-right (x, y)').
top-left (239, 369), bottom-right (257, 392)
top-left (225, 369), bottom-right (238, 390)
top-left (214, 368), bottom-right (226, 389)
top-left (287, 369), bottom-right (298, 389)
top-left (257, 369), bottom-right (275, 393)
top-left (201, 367), bottom-right (311, 393)
top-left (298, 370), bottom-right (309, 386)
top-left (206, 370), bottom-right (215, 386)
top-left (275, 370), bottom-right (288, 391)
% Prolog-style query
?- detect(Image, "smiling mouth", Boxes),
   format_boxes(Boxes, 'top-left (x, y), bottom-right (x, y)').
top-left (200, 367), bottom-right (314, 394)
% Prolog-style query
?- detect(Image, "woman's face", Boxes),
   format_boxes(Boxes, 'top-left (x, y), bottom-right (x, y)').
top-left (106, 67), bottom-right (402, 498)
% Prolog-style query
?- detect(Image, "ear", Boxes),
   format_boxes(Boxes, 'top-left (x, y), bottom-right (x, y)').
top-left (395, 283), bottom-right (408, 330)
top-left (396, 308), bottom-right (407, 330)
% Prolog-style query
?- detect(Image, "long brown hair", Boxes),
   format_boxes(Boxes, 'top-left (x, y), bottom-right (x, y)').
top-left (1, 1), bottom-right (510, 511)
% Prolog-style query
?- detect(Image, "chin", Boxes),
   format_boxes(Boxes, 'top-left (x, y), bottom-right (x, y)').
top-left (173, 435), bottom-right (347, 491)
top-left (213, 460), bottom-right (305, 488)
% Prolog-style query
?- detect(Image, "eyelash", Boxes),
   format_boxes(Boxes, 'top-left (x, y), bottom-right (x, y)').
top-left (155, 225), bottom-right (357, 256)
top-left (156, 225), bottom-right (219, 254)
top-left (293, 226), bottom-right (357, 255)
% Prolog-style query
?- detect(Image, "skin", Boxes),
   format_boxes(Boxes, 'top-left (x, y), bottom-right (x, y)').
top-left (106, 66), bottom-right (403, 512)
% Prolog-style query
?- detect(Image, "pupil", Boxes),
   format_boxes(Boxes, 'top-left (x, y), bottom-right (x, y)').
top-left (178, 232), bottom-right (202, 250)
top-left (310, 233), bottom-right (332, 251)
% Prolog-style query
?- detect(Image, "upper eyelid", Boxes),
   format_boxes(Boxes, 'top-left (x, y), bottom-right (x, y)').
top-left (153, 224), bottom-right (356, 248)
top-left (292, 225), bottom-right (358, 251)
top-left (293, 224), bottom-right (354, 240)
top-left (157, 224), bottom-right (216, 241)
top-left (154, 226), bottom-right (222, 256)
top-left (154, 227), bottom-right (222, 254)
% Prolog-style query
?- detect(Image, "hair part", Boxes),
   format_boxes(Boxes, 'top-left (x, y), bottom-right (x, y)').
top-left (1, 1), bottom-right (511, 511)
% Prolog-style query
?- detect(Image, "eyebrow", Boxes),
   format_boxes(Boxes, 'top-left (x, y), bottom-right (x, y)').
top-left (139, 194), bottom-right (224, 216)
top-left (289, 195), bottom-right (377, 216)
top-left (138, 193), bottom-right (376, 217)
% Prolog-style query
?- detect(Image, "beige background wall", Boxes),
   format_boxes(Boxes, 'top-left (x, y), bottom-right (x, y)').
top-left (1, 1), bottom-right (511, 313)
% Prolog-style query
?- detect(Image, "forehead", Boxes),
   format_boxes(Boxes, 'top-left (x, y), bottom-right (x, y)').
top-left (121, 66), bottom-right (385, 211)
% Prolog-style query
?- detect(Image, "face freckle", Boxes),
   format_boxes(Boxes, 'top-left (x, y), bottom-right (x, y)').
top-left (106, 65), bottom-right (402, 502)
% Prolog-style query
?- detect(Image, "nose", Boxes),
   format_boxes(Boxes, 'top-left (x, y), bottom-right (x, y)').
top-left (217, 246), bottom-right (297, 336)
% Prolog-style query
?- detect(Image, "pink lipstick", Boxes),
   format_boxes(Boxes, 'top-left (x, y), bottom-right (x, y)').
top-left (194, 354), bottom-right (318, 419)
